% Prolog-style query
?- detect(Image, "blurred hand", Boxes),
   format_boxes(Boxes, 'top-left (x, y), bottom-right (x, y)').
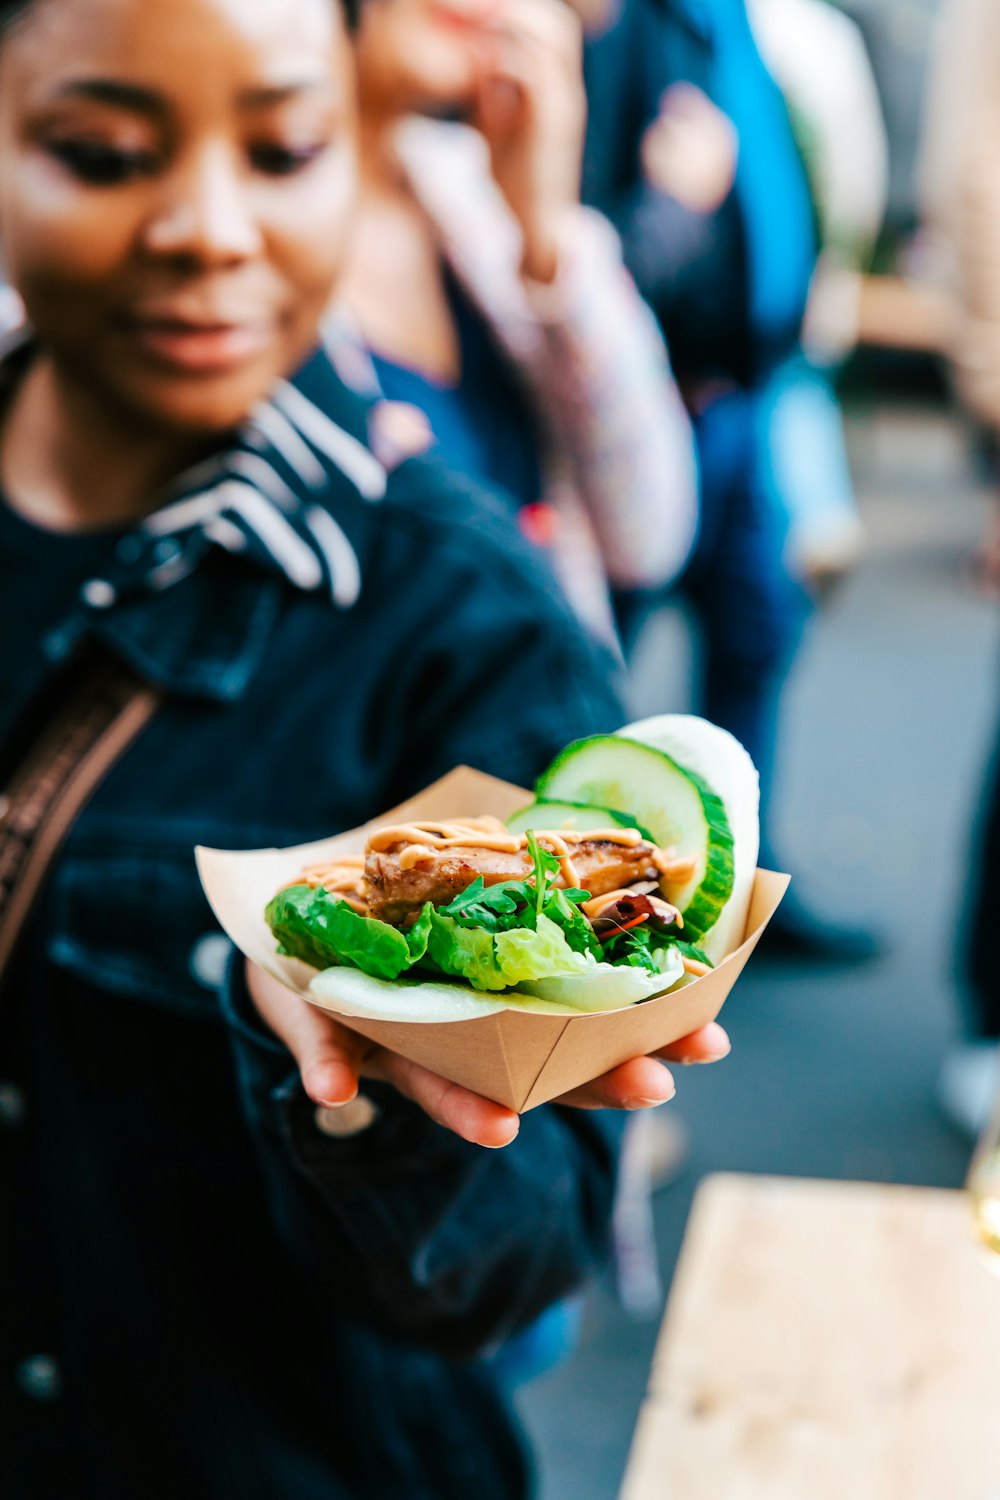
top-left (471, 0), bottom-right (587, 284)
top-left (247, 960), bottom-right (731, 1149)
top-left (641, 83), bottom-right (738, 216)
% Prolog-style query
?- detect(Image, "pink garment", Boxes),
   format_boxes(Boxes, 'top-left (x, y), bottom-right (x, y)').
top-left (332, 118), bottom-right (698, 638)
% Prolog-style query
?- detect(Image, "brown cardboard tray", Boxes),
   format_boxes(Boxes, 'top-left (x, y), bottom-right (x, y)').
top-left (197, 767), bottom-right (787, 1111)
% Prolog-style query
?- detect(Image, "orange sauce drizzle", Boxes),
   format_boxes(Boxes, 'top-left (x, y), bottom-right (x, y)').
top-left (292, 855), bottom-right (367, 913)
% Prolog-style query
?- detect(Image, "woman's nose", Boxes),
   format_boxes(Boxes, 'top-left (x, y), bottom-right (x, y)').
top-left (141, 145), bottom-right (263, 266)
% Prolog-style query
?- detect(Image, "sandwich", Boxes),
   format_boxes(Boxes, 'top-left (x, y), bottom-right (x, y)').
top-left (265, 714), bottom-right (759, 1019)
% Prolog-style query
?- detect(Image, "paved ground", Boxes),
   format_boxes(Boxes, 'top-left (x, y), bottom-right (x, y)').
top-left (515, 398), bottom-right (1000, 1499)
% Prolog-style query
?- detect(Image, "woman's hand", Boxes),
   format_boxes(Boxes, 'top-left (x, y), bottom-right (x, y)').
top-left (247, 961), bottom-right (731, 1149)
top-left (471, 0), bottom-right (587, 284)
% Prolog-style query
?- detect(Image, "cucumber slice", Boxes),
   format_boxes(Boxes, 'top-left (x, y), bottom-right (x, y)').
top-left (534, 736), bottom-right (734, 939)
top-left (506, 799), bottom-right (652, 841)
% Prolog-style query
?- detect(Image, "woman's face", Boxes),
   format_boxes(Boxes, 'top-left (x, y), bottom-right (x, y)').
top-left (0, 0), bottom-right (358, 434)
top-left (355, 0), bottom-right (503, 118)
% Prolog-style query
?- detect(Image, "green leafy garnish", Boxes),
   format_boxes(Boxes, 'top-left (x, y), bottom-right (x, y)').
top-left (265, 828), bottom-right (694, 995)
top-left (672, 939), bottom-right (714, 969)
top-left (527, 830), bottom-right (557, 918)
top-left (436, 830), bottom-right (599, 958)
top-left (266, 885), bottom-right (415, 981)
top-left (599, 925), bottom-right (713, 974)
top-left (438, 877), bottom-right (529, 933)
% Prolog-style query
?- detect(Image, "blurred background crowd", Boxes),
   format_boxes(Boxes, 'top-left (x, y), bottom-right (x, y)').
top-left (489, 0), bottom-right (1000, 1491)
top-left (4, 0), bottom-right (999, 1492)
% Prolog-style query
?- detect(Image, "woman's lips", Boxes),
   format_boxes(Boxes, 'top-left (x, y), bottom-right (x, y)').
top-left (125, 318), bottom-right (273, 374)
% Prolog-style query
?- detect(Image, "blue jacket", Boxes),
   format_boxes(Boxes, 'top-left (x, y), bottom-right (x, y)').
top-left (0, 358), bottom-right (626, 1500)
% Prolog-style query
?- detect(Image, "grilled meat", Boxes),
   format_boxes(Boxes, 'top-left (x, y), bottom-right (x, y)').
top-left (365, 839), bottom-right (661, 927)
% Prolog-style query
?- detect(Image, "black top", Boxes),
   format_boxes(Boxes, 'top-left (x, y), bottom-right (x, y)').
top-left (0, 356), bottom-right (627, 1500)
top-left (0, 497), bottom-right (123, 742)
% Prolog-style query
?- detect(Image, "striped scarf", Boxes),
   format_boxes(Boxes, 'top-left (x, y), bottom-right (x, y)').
top-left (0, 328), bottom-right (386, 614)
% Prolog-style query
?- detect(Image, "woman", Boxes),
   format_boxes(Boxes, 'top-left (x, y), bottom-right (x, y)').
top-left (334, 0), bottom-right (698, 637)
top-left (0, 1), bottom-right (729, 1496)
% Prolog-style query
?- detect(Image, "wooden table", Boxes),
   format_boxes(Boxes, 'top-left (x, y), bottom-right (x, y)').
top-left (619, 1174), bottom-right (1000, 1500)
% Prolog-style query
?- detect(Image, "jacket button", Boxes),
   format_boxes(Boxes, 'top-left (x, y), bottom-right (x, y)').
top-left (314, 1095), bottom-right (379, 1138)
top-left (15, 1355), bottom-right (62, 1401)
top-left (189, 933), bottom-right (232, 990)
top-left (80, 578), bottom-right (117, 610)
top-left (0, 1081), bottom-right (25, 1127)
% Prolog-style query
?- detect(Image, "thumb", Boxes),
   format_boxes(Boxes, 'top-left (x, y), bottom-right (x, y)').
top-left (245, 962), bottom-right (369, 1107)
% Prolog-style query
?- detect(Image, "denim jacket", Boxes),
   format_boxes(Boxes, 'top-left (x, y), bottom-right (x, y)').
top-left (0, 355), bottom-right (627, 1500)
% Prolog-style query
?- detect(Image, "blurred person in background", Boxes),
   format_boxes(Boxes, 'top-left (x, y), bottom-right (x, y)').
top-left (0, 0), bottom-right (733, 1494)
top-left (923, 0), bottom-right (1000, 1135)
top-left (748, 0), bottom-right (887, 580)
top-left (329, 0), bottom-right (699, 642)
top-left (580, 0), bottom-right (879, 960)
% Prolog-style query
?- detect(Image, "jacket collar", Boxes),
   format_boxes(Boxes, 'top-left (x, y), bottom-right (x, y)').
top-left (1, 332), bottom-right (384, 702)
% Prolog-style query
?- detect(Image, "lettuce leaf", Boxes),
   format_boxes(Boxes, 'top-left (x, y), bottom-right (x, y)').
top-left (425, 909), bottom-right (508, 990)
top-left (423, 910), bottom-right (591, 990)
top-left (269, 887), bottom-right (604, 994)
top-left (495, 913), bottom-right (591, 985)
top-left (266, 884), bottom-right (416, 981)
top-left (516, 945), bottom-right (685, 1010)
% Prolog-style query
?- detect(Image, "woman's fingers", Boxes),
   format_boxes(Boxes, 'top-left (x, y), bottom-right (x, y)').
top-left (246, 964), bottom-right (517, 1144)
top-left (246, 968), bottom-right (731, 1145)
top-left (367, 1049), bottom-right (521, 1149)
top-left (654, 1022), bottom-right (731, 1066)
top-left (298, 1029), bottom-right (369, 1110)
top-left (551, 1024), bottom-right (731, 1110)
top-left (553, 1056), bottom-right (677, 1111)
top-left (245, 963), bottom-right (370, 1107)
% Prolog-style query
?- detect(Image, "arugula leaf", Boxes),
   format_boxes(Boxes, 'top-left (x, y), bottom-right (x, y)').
top-left (599, 924), bottom-right (655, 970)
top-left (438, 877), bottom-right (531, 933)
top-left (526, 830), bottom-right (560, 918)
top-left (542, 886), bottom-right (601, 958)
top-left (435, 832), bottom-right (605, 957)
top-left (672, 939), bottom-right (714, 969)
top-left (599, 925), bottom-right (715, 975)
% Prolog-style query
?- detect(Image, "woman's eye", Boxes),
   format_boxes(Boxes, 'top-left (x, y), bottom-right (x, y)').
top-left (249, 142), bottom-right (328, 177)
top-left (49, 139), bottom-right (159, 186)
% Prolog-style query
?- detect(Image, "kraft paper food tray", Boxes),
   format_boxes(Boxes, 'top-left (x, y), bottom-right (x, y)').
top-left (197, 766), bottom-right (788, 1112)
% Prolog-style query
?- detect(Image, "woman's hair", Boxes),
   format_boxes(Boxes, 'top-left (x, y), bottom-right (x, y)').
top-left (0, 0), bottom-right (361, 34)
